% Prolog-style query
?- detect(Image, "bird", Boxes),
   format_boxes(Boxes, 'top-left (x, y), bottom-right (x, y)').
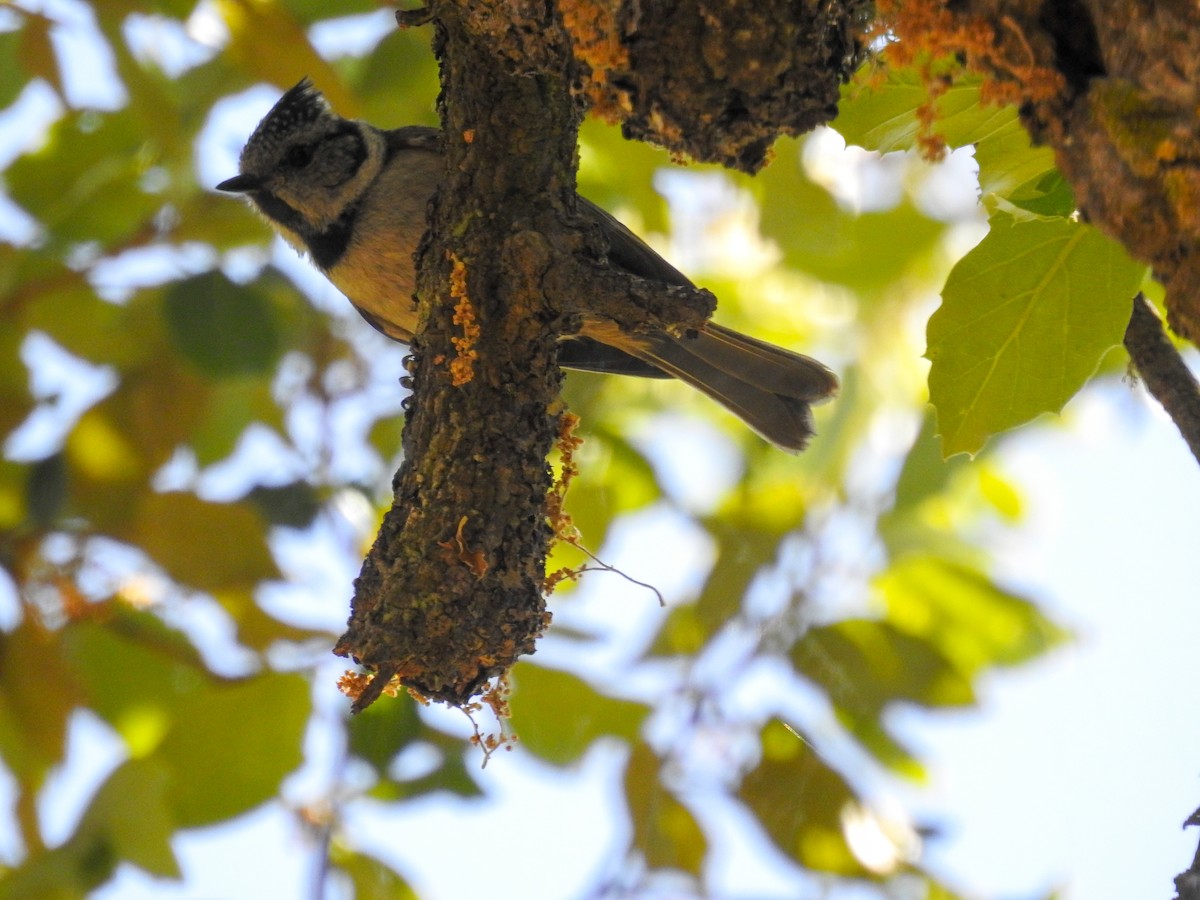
top-left (216, 79), bottom-right (837, 451)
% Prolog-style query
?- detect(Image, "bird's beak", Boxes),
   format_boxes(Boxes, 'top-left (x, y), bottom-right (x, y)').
top-left (216, 174), bottom-right (263, 193)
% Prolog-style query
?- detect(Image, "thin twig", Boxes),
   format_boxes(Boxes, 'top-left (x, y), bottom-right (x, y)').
top-left (573, 543), bottom-right (666, 607)
top-left (1124, 293), bottom-right (1200, 467)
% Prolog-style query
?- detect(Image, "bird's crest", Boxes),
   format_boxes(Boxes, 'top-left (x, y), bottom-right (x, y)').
top-left (240, 78), bottom-right (330, 165)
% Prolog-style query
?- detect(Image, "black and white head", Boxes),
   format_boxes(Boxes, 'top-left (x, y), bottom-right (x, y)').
top-left (216, 79), bottom-right (383, 236)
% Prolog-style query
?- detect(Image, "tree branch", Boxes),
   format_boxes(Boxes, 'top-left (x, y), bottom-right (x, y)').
top-left (334, 1), bottom-right (581, 708)
top-left (333, 0), bottom-right (870, 711)
top-left (1123, 293), bottom-right (1200, 467)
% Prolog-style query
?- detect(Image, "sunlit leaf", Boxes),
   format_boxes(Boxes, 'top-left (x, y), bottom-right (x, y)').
top-left (509, 663), bottom-right (648, 766)
top-left (876, 555), bottom-right (1069, 674)
top-left (836, 70), bottom-right (1056, 201)
top-left (624, 741), bottom-right (706, 875)
top-left (927, 213), bottom-right (1145, 456)
top-left (156, 670), bottom-right (309, 827)
top-left (0, 458), bottom-right (27, 530)
top-left (740, 720), bottom-right (864, 876)
top-left (63, 611), bottom-right (211, 751)
top-left (578, 117), bottom-right (673, 235)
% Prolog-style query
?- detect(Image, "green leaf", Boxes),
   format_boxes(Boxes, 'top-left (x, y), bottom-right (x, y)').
top-left (330, 843), bottom-right (417, 900)
top-left (163, 272), bottom-right (282, 377)
top-left (739, 720), bottom-right (864, 876)
top-left (0, 621), bottom-right (79, 789)
top-left (790, 618), bottom-right (974, 774)
top-left (509, 664), bottom-right (648, 766)
top-left (74, 758), bottom-right (180, 878)
top-left (157, 671), bottom-right (309, 827)
top-left (0, 458), bottom-right (28, 530)
top-left (190, 375), bottom-right (285, 466)
top-left (64, 610), bottom-right (308, 831)
top-left (347, 695), bottom-right (422, 775)
top-left (550, 423), bottom-right (659, 549)
top-left (624, 742), bottom-right (706, 875)
top-left (648, 519), bottom-right (775, 656)
top-left (129, 492), bottom-right (279, 592)
top-left (836, 73), bottom-right (999, 153)
top-left (6, 109), bottom-right (161, 248)
top-left (876, 555), bottom-right (1069, 674)
top-left (757, 144), bottom-right (945, 293)
top-left (927, 213), bottom-right (1145, 456)
top-left (0, 30), bottom-right (28, 111)
top-left (25, 452), bottom-right (68, 527)
top-left (0, 323), bottom-right (34, 440)
top-left (890, 414), bottom-right (970, 514)
top-left (63, 612), bottom-right (211, 752)
top-left (22, 282), bottom-right (126, 366)
top-left (835, 70), bottom-right (1057, 201)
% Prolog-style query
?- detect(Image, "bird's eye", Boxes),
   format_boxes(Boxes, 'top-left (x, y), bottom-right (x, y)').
top-left (284, 144), bottom-right (314, 168)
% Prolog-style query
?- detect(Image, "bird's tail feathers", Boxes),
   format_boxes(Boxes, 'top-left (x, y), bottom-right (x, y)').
top-left (629, 323), bottom-right (837, 452)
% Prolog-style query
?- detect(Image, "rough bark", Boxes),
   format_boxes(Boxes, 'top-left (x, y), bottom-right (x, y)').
top-left (561, 0), bottom-right (872, 172)
top-left (334, 1), bottom-right (577, 707)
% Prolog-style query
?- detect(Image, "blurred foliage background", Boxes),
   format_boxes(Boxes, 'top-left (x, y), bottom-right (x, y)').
top-left (0, 2), bottom-right (1093, 898)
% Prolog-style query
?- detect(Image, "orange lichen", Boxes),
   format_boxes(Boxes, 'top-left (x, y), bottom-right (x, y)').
top-left (872, 0), bottom-right (1065, 159)
top-left (437, 515), bottom-right (490, 578)
top-left (544, 410), bottom-right (582, 541)
top-left (338, 669), bottom-right (401, 702)
top-left (446, 251), bottom-right (479, 386)
top-left (558, 0), bottom-right (630, 122)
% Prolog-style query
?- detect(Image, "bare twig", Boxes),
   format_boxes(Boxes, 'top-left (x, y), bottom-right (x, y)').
top-left (1124, 293), bottom-right (1200, 467)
